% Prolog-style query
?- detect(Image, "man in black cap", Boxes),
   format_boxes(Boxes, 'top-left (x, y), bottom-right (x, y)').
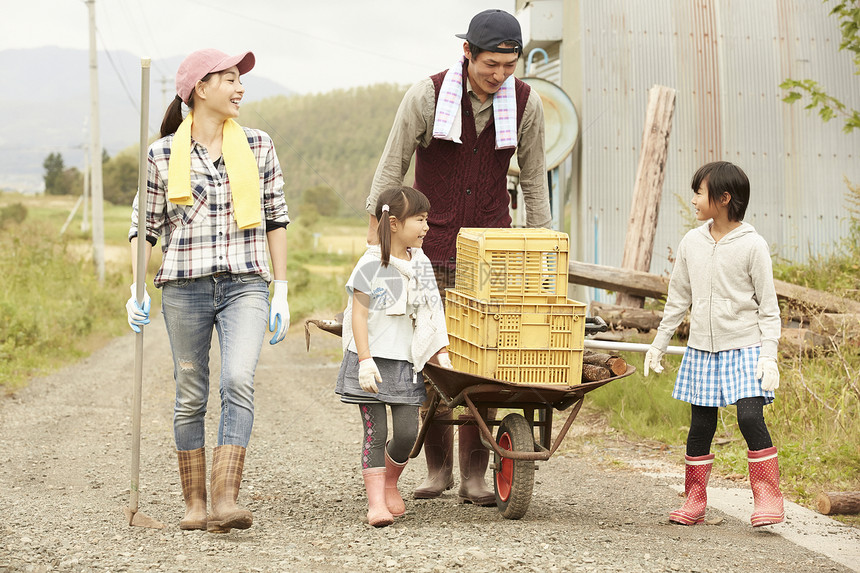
top-left (364, 9), bottom-right (551, 506)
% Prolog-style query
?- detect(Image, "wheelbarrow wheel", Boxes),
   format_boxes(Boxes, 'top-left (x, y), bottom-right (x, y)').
top-left (494, 413), bottom-right (535, 519)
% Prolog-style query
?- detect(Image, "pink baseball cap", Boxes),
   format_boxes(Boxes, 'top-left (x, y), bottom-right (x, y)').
top-left (175, 48), bottom-right (256, 104)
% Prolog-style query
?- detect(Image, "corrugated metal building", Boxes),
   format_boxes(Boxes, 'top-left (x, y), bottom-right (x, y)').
top-left (513, 0), bottom-right (860, 295)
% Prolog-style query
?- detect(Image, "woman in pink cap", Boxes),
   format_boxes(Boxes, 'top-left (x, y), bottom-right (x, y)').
top-left (125, 49), bottom-right (290, 533)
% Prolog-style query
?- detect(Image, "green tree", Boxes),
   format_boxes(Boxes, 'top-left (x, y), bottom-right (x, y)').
top-left (103, 153), bottom-right (138, 205)
top-left (43, 152), bottom-right (66, 195)
top-left (42, 152), bottom-right (82, 196)
top-left (780, 0), bottom-right (860, 132)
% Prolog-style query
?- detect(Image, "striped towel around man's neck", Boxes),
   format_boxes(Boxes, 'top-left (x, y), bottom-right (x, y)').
top-left (432, 55), bottom-right (518, 150)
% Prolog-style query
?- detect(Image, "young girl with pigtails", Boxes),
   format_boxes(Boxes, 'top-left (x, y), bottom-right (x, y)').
top-left (644, 161), bottom-right (785, 528)
top-left (335, 186), bottom-right (451, 527)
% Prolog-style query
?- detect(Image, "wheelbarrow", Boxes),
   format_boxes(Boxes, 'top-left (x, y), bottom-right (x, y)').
top-left (304, 315), bottom-right (639, 519)
top-left (413, 359), bottom-right (634, 520)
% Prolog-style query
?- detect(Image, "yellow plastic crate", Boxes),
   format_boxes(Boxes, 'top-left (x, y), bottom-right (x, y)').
top-left (444, 289), bottom-right (586, 385)
top-left (448, 335), bottom-right (583, 385)
top-left (445, 289), bottom-right (585, 349)
top-left (455, 228), bottom-right (570, 303)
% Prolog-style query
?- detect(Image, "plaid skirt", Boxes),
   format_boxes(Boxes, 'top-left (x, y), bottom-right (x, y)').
top-left (673, 345), bottom-right (775, 407)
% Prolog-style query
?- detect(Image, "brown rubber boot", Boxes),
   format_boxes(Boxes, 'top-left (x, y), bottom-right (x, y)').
top-left (413, 411), bottom-right (455, 499)
top-left (207, 445), bottom-right (253, 534)
top-left (362, 467), bottom-right (394, 527)
top-left (457, 415), bottom-right (496, 506)
top-left (177, 447), bottom-right (207, 530)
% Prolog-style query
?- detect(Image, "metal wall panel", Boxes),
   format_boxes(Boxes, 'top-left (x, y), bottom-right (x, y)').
top-left (577, 0), bottom-right (860, 281)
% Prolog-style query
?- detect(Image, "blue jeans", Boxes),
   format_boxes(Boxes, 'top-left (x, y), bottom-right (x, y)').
top-left (161, 273), bottom-right (269, 450)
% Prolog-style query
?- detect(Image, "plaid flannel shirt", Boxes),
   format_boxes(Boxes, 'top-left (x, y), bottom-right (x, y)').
top-left (129, 127), bottom-right (289, 287)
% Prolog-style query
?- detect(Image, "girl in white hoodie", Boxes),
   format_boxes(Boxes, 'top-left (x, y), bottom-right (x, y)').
top-left (336, 186), bottom-right (451, 527)
top-left (644, 161), bottom-right (784, 528)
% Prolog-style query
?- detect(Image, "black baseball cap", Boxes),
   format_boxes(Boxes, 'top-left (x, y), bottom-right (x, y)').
top-left (455, 9), bottom-right (523, 54)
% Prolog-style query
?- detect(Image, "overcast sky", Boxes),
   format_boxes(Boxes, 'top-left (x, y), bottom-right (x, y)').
top-left (0, 0), bottom-right (516, 94)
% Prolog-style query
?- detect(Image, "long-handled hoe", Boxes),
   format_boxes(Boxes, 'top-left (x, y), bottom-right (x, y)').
top-left (123, 57), bottom-right (164, 529)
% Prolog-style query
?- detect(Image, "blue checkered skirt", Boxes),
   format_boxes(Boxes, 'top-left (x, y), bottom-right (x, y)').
top-left (673, 345), bottom-right (775, 407)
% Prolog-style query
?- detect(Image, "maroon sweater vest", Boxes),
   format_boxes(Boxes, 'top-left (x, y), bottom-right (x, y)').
top-left (414, 61), bottom-right (531, 269)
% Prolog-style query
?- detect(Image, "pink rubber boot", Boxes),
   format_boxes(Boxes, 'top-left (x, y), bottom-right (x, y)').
top-left (384, 448), bottom-right (407, 517)
top-left (362, 468), bottom-right (394, 527)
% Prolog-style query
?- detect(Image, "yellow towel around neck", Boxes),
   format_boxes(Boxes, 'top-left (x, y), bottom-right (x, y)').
top-left (167, 113), bottom-right (262, 229)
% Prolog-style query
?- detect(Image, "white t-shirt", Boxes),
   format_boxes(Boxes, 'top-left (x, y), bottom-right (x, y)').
top-left (345, 252), bottom-right (414, 361)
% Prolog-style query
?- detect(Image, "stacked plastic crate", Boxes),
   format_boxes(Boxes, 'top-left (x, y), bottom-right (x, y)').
top-left (444, 228), bottom-right (586, 385)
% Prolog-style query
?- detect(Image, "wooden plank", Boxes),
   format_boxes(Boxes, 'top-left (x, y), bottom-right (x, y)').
top-left (569, 260), bottom-right (669, 299)
top-left (568, 260), bottom-right (860, 315)
top-left (617, 85), bottom-right (677, 308)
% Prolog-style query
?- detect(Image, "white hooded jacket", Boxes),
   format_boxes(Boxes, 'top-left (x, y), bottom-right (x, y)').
top-left (652, 221), bottom-right (781, 359)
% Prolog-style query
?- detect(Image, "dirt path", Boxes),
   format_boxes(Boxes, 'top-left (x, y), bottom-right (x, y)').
top-left (0, 319), bottom-right (856, 573)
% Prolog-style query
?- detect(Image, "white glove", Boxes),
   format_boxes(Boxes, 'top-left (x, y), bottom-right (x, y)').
top-left (126, 284), bottom-right (151, 333)
top-left (644, 346), bottom-right (664, 376)
top-left (268, 280), bottom-right (290, 345)
top-left (358, 358), bottom-right (382, 393)
top-left (436, 351), bottom-right (453, 369)
top-left (756, 356), bottom-right (780, 392)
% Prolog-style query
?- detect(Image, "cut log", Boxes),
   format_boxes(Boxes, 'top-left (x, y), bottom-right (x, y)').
top-left (590, 301), bottom-right (664, 332)
top-left (568, 260), bottom-right (860, 315)
top-left (582, 363), bottom-right (611, 382)
top-left (775, 280), bottom-right (860, 315)
top-left (569, 260), bottom-right (669, 299)
top-left (617, 85), bottom-right (677, 309)
top-left (816, 491), bottom-right (860, 515)
top-left (808, 313), bottom-right (860, 340)
top-left (583, 350), bottom-right (628, 376)
top-left (780, 328), bottom-right (834, 355)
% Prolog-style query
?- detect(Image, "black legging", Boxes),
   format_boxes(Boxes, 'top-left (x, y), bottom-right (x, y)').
top-left (686, 397), bottom-right (773, 456)
top-left (358, 403), bottom-right (419, 468)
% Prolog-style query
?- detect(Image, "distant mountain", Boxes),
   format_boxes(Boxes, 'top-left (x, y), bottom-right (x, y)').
top-left (0, 47), bottom-right (293, 193)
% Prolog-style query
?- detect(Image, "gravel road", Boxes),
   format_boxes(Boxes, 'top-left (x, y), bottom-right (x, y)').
top-left (0, 318), bottom-right (856, 573)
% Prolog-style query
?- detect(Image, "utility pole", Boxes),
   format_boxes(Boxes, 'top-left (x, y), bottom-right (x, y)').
top-left (87, 0), bottom-right (105, 282)
top-left (81, 118), bottom-right (89, 232)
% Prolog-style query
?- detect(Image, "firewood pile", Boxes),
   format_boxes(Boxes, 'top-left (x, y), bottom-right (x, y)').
top-left (581, 350), bottom-right (628, 382)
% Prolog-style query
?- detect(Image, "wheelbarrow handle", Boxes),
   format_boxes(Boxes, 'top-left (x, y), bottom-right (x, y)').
top-left (584, 339), bottom-right (686, 356)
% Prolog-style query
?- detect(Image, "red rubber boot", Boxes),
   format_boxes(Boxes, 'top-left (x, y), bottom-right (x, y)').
top-left (669, 453), bottom-right (715, 525)
top-left (748, 447), bottom-right (785, 527)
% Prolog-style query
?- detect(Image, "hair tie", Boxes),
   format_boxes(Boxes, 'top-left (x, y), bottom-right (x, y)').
top-left (381, 204), bottom-right (390, 213)
top-left (180, 101), bottom-right (190, 120)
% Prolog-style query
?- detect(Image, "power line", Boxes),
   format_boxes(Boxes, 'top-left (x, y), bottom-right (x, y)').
top-left (187, 0), bottom-right (438, 72)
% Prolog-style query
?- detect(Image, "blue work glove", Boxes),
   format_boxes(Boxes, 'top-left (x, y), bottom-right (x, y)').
top-left (126, 284), bottom-right (151, 333)
top-left (268, 280), bottom-right (290, 345)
